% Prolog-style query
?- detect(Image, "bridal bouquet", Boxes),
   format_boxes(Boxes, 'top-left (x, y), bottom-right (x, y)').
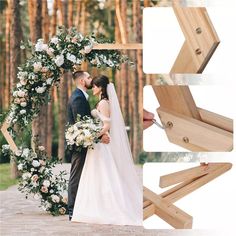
top-left (65, 115), bottom-right (102, 151)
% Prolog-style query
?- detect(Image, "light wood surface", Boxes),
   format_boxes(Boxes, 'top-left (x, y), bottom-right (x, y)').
top-left (157, 107), bottom-right (233, 151)
top-left (171, 1), bottom-right (220, 73)
top-left (161, 163), bottom-right (232, 203)
top-left (0, 120), bottom-right (18, 152)
top-left (153, 86), bottom-right (201, 120)
top-left (143, 187), bottom-right (193, 229)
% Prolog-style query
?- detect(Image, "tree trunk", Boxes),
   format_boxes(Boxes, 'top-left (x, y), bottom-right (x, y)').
top-left (31, 0), bottom-right (48, 152)
top-left (5, 0), bottom-right (11, 110)
top-left (131, 0), bottom-right (141, 163)
top-left (57, 0), bottom-right (68, 161)
top-left (9, 0), bottom-right (22, 179)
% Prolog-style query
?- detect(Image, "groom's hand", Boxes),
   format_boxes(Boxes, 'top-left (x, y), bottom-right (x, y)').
top-left (101, 134), bottom-right (110, 144)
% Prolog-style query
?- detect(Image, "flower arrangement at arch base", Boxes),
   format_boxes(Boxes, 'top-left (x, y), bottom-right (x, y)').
top-left (2, 144), bottom-right (68, 216)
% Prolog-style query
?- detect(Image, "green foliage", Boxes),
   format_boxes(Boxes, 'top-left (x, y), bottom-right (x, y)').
top-left (0, 163), bottom-right (18, 190)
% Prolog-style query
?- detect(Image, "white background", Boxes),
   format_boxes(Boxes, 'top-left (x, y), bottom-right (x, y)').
top-left (143, 157), bottom-right (236, 230)
top-left (143, 2), bottom-right (236, 82)
top-left (143, 85), bottom-right (235, 152)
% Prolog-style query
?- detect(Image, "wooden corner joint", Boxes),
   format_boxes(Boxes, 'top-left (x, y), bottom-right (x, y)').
top-left (171, 2), bottom-right (220, 73)
top-left (1, 118), bottom-right (18, 153)
top-left (157, 107), bottom-right (233, 151)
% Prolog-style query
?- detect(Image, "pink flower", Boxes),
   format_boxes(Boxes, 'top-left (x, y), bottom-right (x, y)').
top-left (31, 174), bottom-right (39, 182)
top-left (41, 186), bottom-right (48, 193)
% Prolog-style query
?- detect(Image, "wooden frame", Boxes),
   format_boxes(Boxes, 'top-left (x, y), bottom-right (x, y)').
top-left (153, 86), bottom-right (233, 151)
top-left (171, 1), bottom-right (220, 73)
top-left (143, 163), bottom-right (232, 229)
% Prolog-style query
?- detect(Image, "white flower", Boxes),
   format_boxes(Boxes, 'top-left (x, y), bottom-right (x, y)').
top-left (18, 71), bottom-right (28, 79)
top-left (46, 48), bottom-right (54, 57)
top-left (46, 78), bottom-right (53, 85)
top-left (51, 194), bottom-right (60, 203)
top-left (17, 83), bottom-right (22, 88)
top-left (43, 180), bottom-right (50, 187)
top-left (2, 144), bottom-right (10, 151)
top-left (35, 39), bottom-right (48, 52)
top-left (54, 54), bottom-right (64, 67)
top-left (13, 91), bottom-right (18, 97)
top-left (35, 87), bottom-right (46, 94)
top-left (30, 168), bottom-right (35, 172)
top-left (32, 160), bottom-right (40, 167)
top-left (20, 110), bottom-right (26, 115)
top-left (17, 90), bottom-right (26, 97)
top-left (17, 163), bottom-right (24, 170)
top-left (38, 146), bottom-right (45, 151)
top-left (20, 45), bottom-right (25, 49)
top-left (15, 150), bottom-right (22, 156)
top-left (84, 44), bottom-right (93, 54)
top-left (34, 193), bottom-right (41, 200)
top-left (22, 148), bottom-right (30, 157)
top-left (33, 62), bottom-right (42, 72)
top-left (22, 172), bottom-right (31, 180)
top-left (51, 37), bottom-right (59, 44)
top-left (76, 58), bottom-right (82, 64)
top-left (20, 102), bottom-right (27, 107)
top-left (45, 201), bottom-right (52, 209)
top-left (66, 53), bottom-right (76, 63)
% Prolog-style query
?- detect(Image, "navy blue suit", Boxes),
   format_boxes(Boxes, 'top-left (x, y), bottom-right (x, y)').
top-left (67, 88), bottom-right (91, 218)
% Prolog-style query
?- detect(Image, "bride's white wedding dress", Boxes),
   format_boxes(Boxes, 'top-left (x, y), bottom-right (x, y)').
top-left (71, 84), bottom-right (142, 226)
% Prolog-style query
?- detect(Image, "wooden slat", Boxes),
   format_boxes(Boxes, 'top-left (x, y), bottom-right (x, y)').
top-left (0, 120), bottom-right (18, 152)
top-left (93, 43), bottom-right (143, 50)
top-left (143, 187), bottom-right (193, 229)
top-left (162, 163), bottom-right (232, 203)
top-left (143, 203), bottom-right (155, 220)
top-left (159, 164), bottom-right (216, 188)
top-left (153, 86), bottom-right (201, 120)
top-left (172, 1), bottom-right (220, 73)
top-left (198, 108), bottom-right (233, 133)
top-left (170, 41), bottom-right (199, 73)
top-left (157, 107), bottom-right (233, 151)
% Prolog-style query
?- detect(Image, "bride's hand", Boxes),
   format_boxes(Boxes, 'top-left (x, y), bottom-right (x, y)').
top-left (101, 134), bottom-right (110, 144)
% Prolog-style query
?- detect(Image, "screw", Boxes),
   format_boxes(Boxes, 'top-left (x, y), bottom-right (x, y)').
top-left (196, 27), bottom-right (202, 34)
top-left (195, 48), bottom-right (202, 55)
top-left (166, 121), bottom-right (173, 128)
top-left (183, 137), bottom-right (189, 143)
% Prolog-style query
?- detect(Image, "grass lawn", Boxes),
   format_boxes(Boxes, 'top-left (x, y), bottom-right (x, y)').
top-left (0, 163), bottom-right (18, 191)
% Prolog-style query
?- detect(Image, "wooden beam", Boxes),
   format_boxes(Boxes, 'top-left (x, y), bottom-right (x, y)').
top-left (198, 108), bottom-right (233, 133)
top-left (143, 187), bottom-right (193, 229)
top-left (93, 43), bottom-right (143, 50)
top-left (143, 203), bottom-right (155, 220)
top-left (171, 1), bottom-right (220, 73)
top-left (170, 41), bottom-right (199, 73)
top-left (153, 86), bottom-right (201, 120)
top-left (157, 107), bottom-right (233, 151)
top-left (161, 163), bottom-right (232, 203)
top-left (159, 164), bottom-right (216, 188)
top-left (0, 120), bottom-right (18, 152)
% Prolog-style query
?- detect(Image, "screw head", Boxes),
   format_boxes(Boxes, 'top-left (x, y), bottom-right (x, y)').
top-left (195, 48), bottom-right (202, 55)
top-left (196, 27), bottom-right (202, 34)
top-left (183, 137), bottom-right (189, 143)
top-left (166, 121), bottom-right (173, 128)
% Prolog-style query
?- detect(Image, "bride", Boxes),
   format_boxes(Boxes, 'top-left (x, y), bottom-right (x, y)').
top-left (71, 75), bottom-right (142, 226)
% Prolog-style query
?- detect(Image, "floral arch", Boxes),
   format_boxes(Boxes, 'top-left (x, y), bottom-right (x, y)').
top-left (1, 26), bottom-right (133, 215)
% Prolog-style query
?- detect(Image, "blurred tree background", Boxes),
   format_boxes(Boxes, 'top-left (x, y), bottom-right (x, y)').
top-left (0, 0), bottom-right (173, 166)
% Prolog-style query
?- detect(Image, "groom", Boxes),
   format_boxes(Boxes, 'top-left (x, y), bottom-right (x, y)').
top-left (67, 71), bottom-right (109, 221)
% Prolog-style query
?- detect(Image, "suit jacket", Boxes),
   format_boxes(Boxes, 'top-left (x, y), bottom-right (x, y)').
top-left (67, 88), bottom-right (91, 125)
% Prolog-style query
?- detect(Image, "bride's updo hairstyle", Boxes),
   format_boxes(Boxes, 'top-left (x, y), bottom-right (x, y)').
top-left (92, 75), bottom-right (109, 100)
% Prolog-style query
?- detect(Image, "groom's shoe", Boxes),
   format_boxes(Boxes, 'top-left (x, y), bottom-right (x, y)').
top-left (69, 215), bottom-right (72, 221)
